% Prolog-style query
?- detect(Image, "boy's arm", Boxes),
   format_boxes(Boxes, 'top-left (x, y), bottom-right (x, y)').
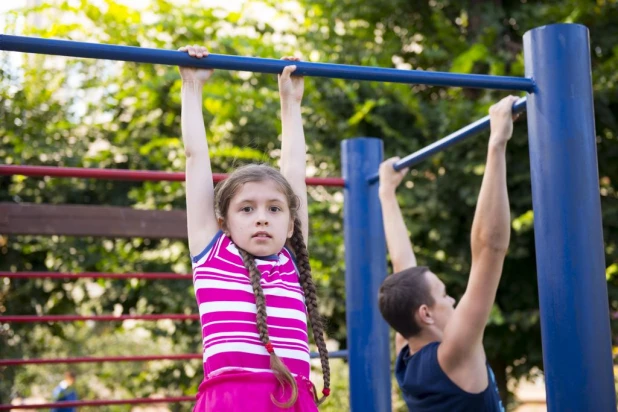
top-left (179, 46), bottom-right (219, 256)
top-left (379, 159), bottom-right (416, 355)
top-left (278, 58), bottom-right (309, 241)
top-left (378, 157), bottom-right (417, 273)
top-left (438, 95), bottom-right (519, 392)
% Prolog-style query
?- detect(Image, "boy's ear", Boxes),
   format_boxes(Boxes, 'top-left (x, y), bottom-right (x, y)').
top-left (417, 304), bottom-right (434, 326)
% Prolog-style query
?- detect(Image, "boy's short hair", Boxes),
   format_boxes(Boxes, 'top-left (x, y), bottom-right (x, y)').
top-left (378, 266), bottom-right (434, 338)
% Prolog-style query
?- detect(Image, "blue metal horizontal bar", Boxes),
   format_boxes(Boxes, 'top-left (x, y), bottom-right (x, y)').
top-left (310, 350), bottom-right (348, 359)
top-left (0, 35), bottom-right (535, 91)
top-left (368, 97), bottom-right (527, 184)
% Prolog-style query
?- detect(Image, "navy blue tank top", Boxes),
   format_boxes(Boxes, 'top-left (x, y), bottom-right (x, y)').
top-left (395, 342), bottom-right (504, 412)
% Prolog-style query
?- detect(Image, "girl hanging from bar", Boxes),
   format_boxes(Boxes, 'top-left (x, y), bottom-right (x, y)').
top-left (178, 45), bottom-right (330, 411)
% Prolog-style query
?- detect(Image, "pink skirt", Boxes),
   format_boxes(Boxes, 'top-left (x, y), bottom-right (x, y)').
top-left (193, 371), bottom-right (319, 412)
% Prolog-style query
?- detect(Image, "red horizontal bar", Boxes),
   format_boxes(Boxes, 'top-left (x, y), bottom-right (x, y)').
top-left (1, 314), bottom-right (199, 323)
top-left (0, 354), bottom-right (201, 366)
top-left (0, 351), bottom-right (347, 366)
top-left (0, 271), bottom-right (192, 280)
top-left (306, 176), bottom-right (345, 187)
top-left (0, 396), bottom-right (194, 410)
top-left (0, 165), bottom-right (345, 187)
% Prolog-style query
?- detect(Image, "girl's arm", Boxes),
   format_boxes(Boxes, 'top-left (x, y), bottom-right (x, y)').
top-left (278, 57), bottom-right (309, 241)
top-left (178, 45), bottom-right (219, 256)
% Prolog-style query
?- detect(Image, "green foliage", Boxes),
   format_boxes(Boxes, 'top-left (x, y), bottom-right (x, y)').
top-left (1, 0), bottom-right (617, 410)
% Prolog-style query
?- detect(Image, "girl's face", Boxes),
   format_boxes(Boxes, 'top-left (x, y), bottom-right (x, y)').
top-left (223, 180), bottom-right (294, 257)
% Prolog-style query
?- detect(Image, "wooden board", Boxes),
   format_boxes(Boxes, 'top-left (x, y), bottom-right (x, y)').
top-left (0, 202), bottom-right (188, 238)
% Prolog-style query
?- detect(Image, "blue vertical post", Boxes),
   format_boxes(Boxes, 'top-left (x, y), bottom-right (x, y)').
top-left (342, 138), bottom-right (391, 412)
top-left (524, 24), bottom-right (616, 411)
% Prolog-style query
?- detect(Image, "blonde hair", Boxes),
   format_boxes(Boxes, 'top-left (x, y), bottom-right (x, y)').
top-left (214, 164), bottom-right (331, 406)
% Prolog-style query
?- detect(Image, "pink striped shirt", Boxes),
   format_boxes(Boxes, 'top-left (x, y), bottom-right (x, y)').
top-left (192, 231), bottom-right (311, 381)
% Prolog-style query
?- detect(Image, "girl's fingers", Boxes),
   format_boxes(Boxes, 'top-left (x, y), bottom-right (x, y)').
top-left (281, 65), bottom-right (297, 77)
top-left (178, 45), bottom-right (209, 55)
top-left (181, 46), bottom-right (210, 58)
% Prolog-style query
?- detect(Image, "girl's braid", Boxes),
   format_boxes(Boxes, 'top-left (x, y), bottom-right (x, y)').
top-left (238, 247), bottom-right (298, 408)
top-left (289, 217), bottom-right (331, 404)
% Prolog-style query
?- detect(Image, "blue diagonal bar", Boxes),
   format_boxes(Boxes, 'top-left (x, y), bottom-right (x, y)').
top-left (0, 35), bottom-right (535, 91)
top-left (367, 97), bottom-right (527, 184)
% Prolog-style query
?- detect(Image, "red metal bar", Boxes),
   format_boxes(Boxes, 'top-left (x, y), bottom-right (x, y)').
top-left (0, 165), bottom-right (188, 181)
top-left (0, 354), bottom-right (201, 366)
top-left (0, 271), bottom-right (192, 280)
top-left (1, 314), bottom-right (199, 322)
top-left (306, 176), bottom-right (345, 187)
top-left (0, 165), bottom-right (345, 187)
top-left (0, 350), bottom-right (348, 366)
top-left (0, 397), bottom-right (194, 410)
